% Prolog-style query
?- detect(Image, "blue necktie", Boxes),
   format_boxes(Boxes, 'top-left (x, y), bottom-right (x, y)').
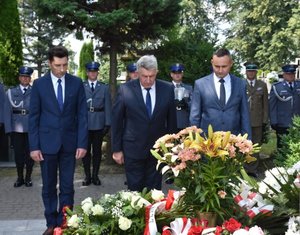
top-left (219, 79), bottom-right (226, 107)
top-left (91, 82), bottom-right (94, 92)
top-left (57, 79), bottom-right (63, 111)
top-left (145, 88), bottom-right (152, 117)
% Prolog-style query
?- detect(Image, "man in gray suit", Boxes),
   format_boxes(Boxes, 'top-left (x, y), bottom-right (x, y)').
top-left (82, 61), bottom-right (111, 186)
top-left (190, 48), bottom-right (251, 138)
top-left (170, 63), bottom-right (193, 131)
top-left (5, 66), bottom-right (34, 187)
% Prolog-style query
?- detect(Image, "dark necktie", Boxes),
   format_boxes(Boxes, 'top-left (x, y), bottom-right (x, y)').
top-left (289, 82), bottom-right (293, 91)
top-left (91, 82), bottom-right (94, 92)
top-left (219, 79), bottom-right (226, 107)
top-left (250, 81), bottom-right (253, 87)
top-left (175, 83), bottom-right (180, 88)
top-left (145, 88), bottom-right (152, 117)
top-left (23, 88), bottom-right (27, 95)
top-left (57, 79), bottom-right (63, 111)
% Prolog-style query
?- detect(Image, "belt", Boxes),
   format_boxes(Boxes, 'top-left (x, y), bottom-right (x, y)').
top-left (12, 109), bottom-right (29, 115)
top-left (88, 107), bottom-right (104, 112)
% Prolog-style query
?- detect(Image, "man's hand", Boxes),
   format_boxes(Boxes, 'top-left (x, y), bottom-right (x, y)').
top-left (30, 150), bottom-right (44, 162)
top-left (75, 148), bottom-right (87, 159)
top-left (112, 151), bottom-right (124, 165)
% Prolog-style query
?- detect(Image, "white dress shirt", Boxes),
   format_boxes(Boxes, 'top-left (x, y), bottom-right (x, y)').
top-left (213, 73), bottom-right (231, 104)
top-left (51, 72), bottom-right (65, 102)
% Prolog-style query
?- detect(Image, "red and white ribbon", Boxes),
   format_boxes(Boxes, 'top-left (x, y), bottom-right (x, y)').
top-left (144, 190), bottom-right (184, 235)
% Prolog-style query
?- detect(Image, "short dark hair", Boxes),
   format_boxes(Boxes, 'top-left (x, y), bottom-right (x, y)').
top-left (48, 46), bottom-right (69, 61)
top-left (213, 48), bottom-right (231, 58)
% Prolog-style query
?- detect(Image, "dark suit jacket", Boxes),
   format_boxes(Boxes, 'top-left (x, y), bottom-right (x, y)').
top-left (111, 79), bottom-right (177, 159)
top-left (28, 72), bottom-right (88, 154)
top-left (190, 73), bottom-right (251, 138)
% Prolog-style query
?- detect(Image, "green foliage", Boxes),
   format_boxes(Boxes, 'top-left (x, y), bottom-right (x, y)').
top-left (19, 0), bottom-right (71, 77)
top-left (33, 0), bottom-right (182, 98)
top-left (78, 41), bottom-right (94, 80)
top-left (274, 116), bottom-right (300, 168)
top-left (155, 39), bottom-right (214, 85)
top-left (0, 0), bottom-right (23, 86)
top-left (225, 0), bottom-right (300, 70)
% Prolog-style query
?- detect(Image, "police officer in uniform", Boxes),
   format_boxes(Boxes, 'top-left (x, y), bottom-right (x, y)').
top-left (244, 62), bottom-right (268, 177)
top-left (4, 66), bottom-right (34, 187)
top-left (82, 62), bottom-right (112, 186)
top-left (125, 63), bottom-right (138, 82)
top-left (269, 64), bottom-right (300, 149)
top-left (170, 63), bottom-right (193, 131)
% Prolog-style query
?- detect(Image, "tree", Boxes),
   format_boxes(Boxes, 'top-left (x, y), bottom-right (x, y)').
top-left (19, 0), bottom-right (71, 77)
top-left (225, 0), bottom-right (300, 71)
top-left (0, 0), bottom-right (23, 86)
top-left (33, 0), bottom-right (182, 99)
top-left (78, 41), bottom-right (94, 80)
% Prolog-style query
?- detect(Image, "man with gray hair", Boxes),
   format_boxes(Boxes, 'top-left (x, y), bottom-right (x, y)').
top-left (111, 55), bottom-right (177, 191)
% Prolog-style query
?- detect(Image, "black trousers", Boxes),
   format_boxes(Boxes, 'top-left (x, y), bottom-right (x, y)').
top-left (275, 127), bottom-right (289, 149)
top-left (11, 132), bottom-right (33, 169)
top-left (82, 130), bottom-right (104, 176)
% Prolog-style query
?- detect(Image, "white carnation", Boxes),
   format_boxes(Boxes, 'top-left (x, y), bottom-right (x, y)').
top-left (67, 214), bottom-right (80, 228)
top-left (81, 197), bottom-right (93, 215)
top-left (91, 204), bottom-right (104, 216)
top-left (131, 195), bottom-right (150, 209)
top-left (151, 189), bottom-right (165, 201)
top-left (232, 229), bottom-right (249, 235)
top-left (118, 216), bottom-right (132, 231)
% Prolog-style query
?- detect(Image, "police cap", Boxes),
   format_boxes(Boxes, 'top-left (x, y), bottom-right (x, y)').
top-left (85, 62), bottom-right (100, 71)
top-left (19, 66), bottom-right (33, 77)
top-left (127, 63), bottom-right (137, 72)
top-left (282, 64), bottom-right (298, 73)
top-left (170, 63), bottom-right (184, 72)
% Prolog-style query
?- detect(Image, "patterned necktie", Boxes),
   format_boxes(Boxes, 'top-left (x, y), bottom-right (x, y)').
top-left (219, 79), bottom-right (226, 107)
top-left (91, 82), bottom-right (94, 92)
top-left (175, 83), bottom-right (180, 88)
top-left (145, 88), bottom-right (152, 117)
top-left (289, 82), bottom-right (293, 91)
top-left (57, 79), bottom-right (63, 111)
top-left (23, 88), bottom-right (27, 95)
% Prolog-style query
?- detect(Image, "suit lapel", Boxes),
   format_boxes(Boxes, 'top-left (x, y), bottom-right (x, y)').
top-left (45, 73), bottom-right (61, 112)
top-left (206, 74), bottom-right (221, 106)
top-left (152, 81), bottom-right (162, 119)
top-left (132, 80), bottom-right (150, 119)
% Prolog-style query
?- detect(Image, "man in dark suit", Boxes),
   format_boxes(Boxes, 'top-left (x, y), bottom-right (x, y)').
top-left (170, 63), bottom-right (193, 131)
top-left (190, 48), bottom-right (251, 138)
top-left (269, 64), bottom-right (300, 149)
top-left (28, 46), bottom-right (88, 235)
top-left (82, 61), bottom-right (111, 186)
top-left (4, 66), bottom-right (35, 187)
top-left (111, 55), bottom-right (177, 192)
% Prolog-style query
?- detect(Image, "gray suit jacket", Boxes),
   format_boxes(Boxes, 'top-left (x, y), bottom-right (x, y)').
top-left (83, 81), bottom-right (111, 130)
top-left (190, 73), bottom-right (251, 138)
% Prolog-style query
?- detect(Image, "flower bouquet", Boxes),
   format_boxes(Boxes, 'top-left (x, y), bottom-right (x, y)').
top-left (64, 190), bottom-right (153, 234)
top-left (151, 125), bottom-right (259, 219)
top-left (63, 189), bottom-right (184, 235)
top-left (252, 161), bottom-right (300, 234)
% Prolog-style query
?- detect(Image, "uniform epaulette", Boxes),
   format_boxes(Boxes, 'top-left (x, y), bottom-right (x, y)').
top-left (272, 81), bottom-right (281, 86)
